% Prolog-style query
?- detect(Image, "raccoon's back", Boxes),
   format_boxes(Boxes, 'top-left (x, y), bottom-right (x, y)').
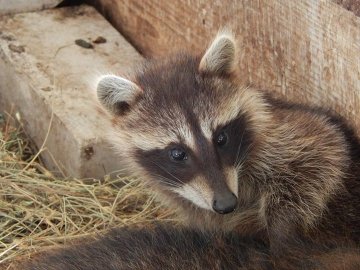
top-left (21, 224), bottom-right (360, 270)
top-left (21, 224), bottom-right (270, 270)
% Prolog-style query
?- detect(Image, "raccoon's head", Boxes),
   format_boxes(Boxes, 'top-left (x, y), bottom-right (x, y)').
top-left (97, 32), bottom-right (270, 215)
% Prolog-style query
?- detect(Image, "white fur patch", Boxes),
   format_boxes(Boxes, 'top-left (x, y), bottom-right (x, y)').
top-left (212, 86), bottom-right (272, 135)
top-left (199, 30), bottom-right (237, 74)
top-left (200, 119), bottom-right (213, 141)
top-left (171, 177), bottom-right (213, 211)
top-left (129, 126), bottom-right (196, 152)
top-left (225, 167), bottom-right (239, 197)
top-left (110, 104), bottom-right (198, 152)
top-left (97, 75), bottom-right (142, 114)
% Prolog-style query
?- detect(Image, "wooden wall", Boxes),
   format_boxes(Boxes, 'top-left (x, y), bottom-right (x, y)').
top-left (334, 0), bottom-right (360, 16)
top-left (89, 0), bottom-right (360, 135)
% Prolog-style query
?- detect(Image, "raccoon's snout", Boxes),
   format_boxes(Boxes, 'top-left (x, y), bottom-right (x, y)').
top-left (212, 192), bottom-right (238, 214)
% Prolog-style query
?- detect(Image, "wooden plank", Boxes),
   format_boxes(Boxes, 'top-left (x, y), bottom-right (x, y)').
top-left (90, 0), bottom-right (360, 136)
top-left (334, 0), bottom-right (360, 16)
top-left (0, 5), bottom-right (143, 178)
top-left (0, 0), bottom-right (62, 15)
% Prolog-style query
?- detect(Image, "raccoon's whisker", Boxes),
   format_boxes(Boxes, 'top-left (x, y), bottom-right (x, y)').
top-left (138, 172), bottom-right (183, 188)
top-left (234, 128), bottom-right (247, 167)
top-left (151, 161), bottom-right (210, 202)
top-left (148, 171), bottom-right (211, 209)
top-left (157, 179), bottom-right (182, 188)
top-left (140, 174), bottom-right (183, 190)
top-left (150, 174), bottom-right (183, 188)
top-left (151, 170), bottom-right (210, 208)
top-left (149, 161), bottom-right (187, 186)
top-left (235, 144), bottom-right (252, 169)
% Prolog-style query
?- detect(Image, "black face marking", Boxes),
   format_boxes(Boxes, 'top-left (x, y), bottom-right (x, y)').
top-left (134, 144), bottom-right (197, 185)
top-left (133, 114), bottom-right (253, 193)
top-left (213, 114), bottom-right (253, 168)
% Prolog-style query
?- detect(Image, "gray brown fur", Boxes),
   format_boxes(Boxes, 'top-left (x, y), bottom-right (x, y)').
top-left (22, 33), bottom-right (360, 269)
top-left (22, 224), bottom-right (360, 270)
top-left (22, 224), bottom-right (271, 270)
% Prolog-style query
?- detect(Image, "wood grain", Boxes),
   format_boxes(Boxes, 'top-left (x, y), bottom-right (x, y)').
top-left (334, 0), bottom-right (360, 16)
top-left (90, 0), bottom-right (360, 135)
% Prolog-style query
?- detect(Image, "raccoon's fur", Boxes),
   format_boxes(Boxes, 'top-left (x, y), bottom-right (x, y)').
top-left (22, 32), bottom-right (360, 269)
top-left (22, 224), bottom-right (271, 270)
top-left (22, 224), bottom-right (360, 270)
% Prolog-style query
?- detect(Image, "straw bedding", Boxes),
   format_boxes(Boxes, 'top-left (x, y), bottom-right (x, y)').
top-left (0, 112), bottom-right (175, 269)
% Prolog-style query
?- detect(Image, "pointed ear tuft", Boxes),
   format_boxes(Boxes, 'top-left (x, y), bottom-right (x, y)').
top-left (199, 32), bottom-right (237, 75)
top-left (97, 75), bottom-right (142, 115)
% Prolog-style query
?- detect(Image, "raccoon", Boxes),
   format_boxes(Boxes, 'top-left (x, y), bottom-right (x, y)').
top-left (96, 32), bottom-right (360, 243)
top-left (23, 32), bottom-right (360, 269)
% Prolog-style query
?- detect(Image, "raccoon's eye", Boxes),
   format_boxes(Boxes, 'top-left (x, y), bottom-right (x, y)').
top-left (216, 131), bottom-right (228, 147)
top-left (169, 148), bottom-right (188, 161)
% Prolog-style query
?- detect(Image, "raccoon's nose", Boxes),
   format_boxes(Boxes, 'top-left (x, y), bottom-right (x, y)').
top-left (212, 192), bottom-right (238, 214)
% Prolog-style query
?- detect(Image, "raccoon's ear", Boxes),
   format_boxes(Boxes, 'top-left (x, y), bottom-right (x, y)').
top-left (199, 32), bottom-right (236, 75)
top-left (97, 75), bottom-right (142, 115)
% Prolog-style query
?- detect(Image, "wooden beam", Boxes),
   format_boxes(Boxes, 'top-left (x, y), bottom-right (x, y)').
top-left (91, 0), bottom-right (360, 136)
top-left (0, 0), bottom-right (61, 15)
top-left (334, 0), bottom-right (360, 16)
top-left (0, 5), bottom-right (143, 177)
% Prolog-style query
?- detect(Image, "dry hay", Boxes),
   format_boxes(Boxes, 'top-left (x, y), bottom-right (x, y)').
top-left (0, 112), bottom-right (176, 269)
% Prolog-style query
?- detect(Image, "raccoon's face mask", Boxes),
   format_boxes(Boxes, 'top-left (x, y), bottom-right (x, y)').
top-left (96, 32), bottom-right (260, 214)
